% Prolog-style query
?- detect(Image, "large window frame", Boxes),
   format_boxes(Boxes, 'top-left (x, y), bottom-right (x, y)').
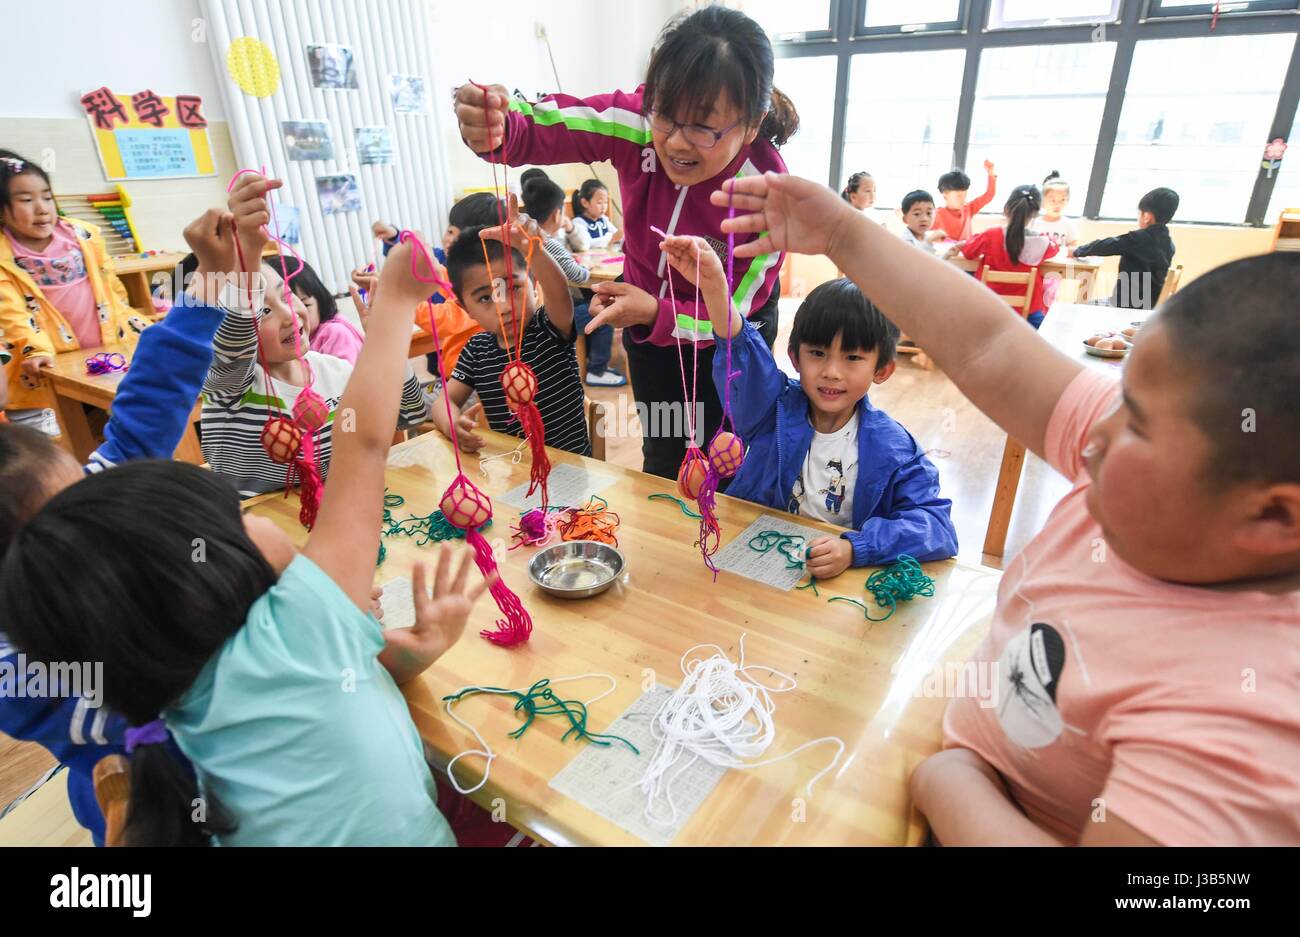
top-left (770, 0), bottom-right (1300, 224)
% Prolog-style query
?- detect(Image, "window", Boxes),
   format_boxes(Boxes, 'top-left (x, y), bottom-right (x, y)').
top-left (739, 0), bottom-right (834, 41)
top-left (1144, 0), bottom-right (1300, 19)
top-left (968, 43), bottom-right (1116, 213)
top-left (1102, 33), bottom-right (1296, 222)
top-left (1265, 112), bottom-right (1300, 223)
top-left (773, 56), bottom-right (839, 184)
top-left (860, 0), bottom-right (965, 35)
top-left (841, 49), bottom-right (967, 207)
top-left (987, 0), bottom-right (1121, 30)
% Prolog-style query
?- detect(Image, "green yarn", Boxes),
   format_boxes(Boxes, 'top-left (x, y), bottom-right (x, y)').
top-left (748, 530), bottom-right (809, 570)
top-left (442, 679), bottom-right (640, 754)
top-left (795, 574), bottom-right (820, 596)
top-left (376, 489), bottom-right (489, 564)
top-left (647, 493), bottom-right (702, 519)
top-left (827, 554), bottom-right (936, 622)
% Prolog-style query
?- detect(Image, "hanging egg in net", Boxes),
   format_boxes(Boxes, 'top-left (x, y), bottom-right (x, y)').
top-left (260, 416), bottom-right (303, 465)
top-left (439, 475), bottom-right (493, 531)
top-left (292, 386), bottom-right (330, 434)
top-left (500, 360), bottom-right (538, 410)
top-left (677, 448), bottom-right (709, 500)
top-left (707, 430), bottom-right (745, 479)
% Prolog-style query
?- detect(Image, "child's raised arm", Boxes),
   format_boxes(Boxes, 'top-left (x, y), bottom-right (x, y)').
top-left (482, 217), bottom-right (574, 338)
top-left (717, 174), bottom-right (1084, 459)
top-left (659, 234), bottom-right (738, 339)
top-left (304, 239), bottom-right (427, 611)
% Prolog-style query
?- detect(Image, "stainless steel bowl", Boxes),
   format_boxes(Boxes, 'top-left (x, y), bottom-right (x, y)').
top-left (528, 540), bottom-right (625, 599)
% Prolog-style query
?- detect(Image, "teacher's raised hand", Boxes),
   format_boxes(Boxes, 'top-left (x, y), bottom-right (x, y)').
top-left (453, 82), bottom-right (510, 154)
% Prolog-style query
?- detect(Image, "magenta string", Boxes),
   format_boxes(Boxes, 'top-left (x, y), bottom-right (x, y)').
top-left (402, 230), bottom-right (465, 477)
top-left (722, 187), bottom-right (737, 432)
top-left (650, 225), bottom-right (700, 445)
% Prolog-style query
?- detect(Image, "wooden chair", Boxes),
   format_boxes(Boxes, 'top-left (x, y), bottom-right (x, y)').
top-left (1155, 263), bottom-right (1183, 307)
top-left (93, 754), bottom-right (131, 846)
top-left (980, 267), bottom-right (1037, 317)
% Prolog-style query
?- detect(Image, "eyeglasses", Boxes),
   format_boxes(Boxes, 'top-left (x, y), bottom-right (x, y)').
top-left (646, 111), bottom-right (741, 150)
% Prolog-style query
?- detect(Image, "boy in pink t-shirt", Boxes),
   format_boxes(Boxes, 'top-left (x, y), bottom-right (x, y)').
top-left (720, 172), bottom-right (1300, 846)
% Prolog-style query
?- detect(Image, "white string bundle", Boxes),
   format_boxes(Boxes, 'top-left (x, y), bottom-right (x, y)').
top-left (443, 673), bottom-right (618, 795)
top-left (638, 635), bottom-right (845, 827)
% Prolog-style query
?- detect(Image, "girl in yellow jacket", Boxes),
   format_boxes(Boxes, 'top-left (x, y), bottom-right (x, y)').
top-left (0, 151), bottom-right (145, 430)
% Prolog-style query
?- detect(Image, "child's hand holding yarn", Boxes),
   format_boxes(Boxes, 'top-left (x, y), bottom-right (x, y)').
top-left (227, 173), bottom-right (283, 269)
top-left (182, 208), bottom-right (238, 301)
top-left (454, 401), bottom-right (486, 453)
top-left (377, 238), bottom-right (435, 308)
top-left (659, 234), bottom-right (727, 304)
top-left (379, 545), bottom-right (496, 684)
top-left (805, 535), bottom-right (853, 580)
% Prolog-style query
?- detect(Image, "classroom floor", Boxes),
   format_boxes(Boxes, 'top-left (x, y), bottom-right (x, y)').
top-left (0, 298), bottom-right (1070, 846)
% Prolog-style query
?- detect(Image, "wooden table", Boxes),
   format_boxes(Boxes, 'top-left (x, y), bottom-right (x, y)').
top-left (246, 428), bottom-right (1001, 845)
top-left (950, 253), bottom-right (1104, 303)
top-left (43, 340), bottom-right (203, 464)
top-left (982, 302), bottom-right (1143, 558)
top-left (572, 248), bottom-right (624, 285)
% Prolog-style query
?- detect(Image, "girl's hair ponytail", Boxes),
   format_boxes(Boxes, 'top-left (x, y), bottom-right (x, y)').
top-left (1004, 185), bottom-right (1042, 264)
top-left (571, 178), bottom-right (607, 218)
top-left (841, 171), bottom-right (871, 203)
top-left (126, 741), bottom-right (236, 846)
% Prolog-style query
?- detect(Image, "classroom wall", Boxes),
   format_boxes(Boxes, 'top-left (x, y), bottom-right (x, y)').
top-left (784, 213), bottom-right (1277, 301)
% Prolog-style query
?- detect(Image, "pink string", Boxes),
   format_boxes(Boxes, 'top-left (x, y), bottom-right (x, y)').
top-left (650, 225), bottom-right (700, 446)
top-left (402, 230), bottom-right (465, 475)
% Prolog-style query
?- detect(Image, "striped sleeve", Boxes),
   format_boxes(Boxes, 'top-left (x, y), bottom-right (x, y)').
top-left (543, 236), bottom-right (589, 285)
top-left (500, 89), bottom-right (650, 170)
top-left (203, 288), bottom-right (262, 406)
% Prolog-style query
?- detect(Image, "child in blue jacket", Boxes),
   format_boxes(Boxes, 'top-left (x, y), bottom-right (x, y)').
top-left (0, 210), bottom-right (234, 844)
top-left (661, 236), bottom-right (957, 579)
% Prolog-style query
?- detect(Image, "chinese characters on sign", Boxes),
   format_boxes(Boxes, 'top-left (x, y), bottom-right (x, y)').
top-left (81, 88), bottom-right (215, 180)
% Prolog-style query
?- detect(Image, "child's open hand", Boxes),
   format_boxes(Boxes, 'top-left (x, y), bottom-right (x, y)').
top-left (805, 535), bottom-right (853, 580)
top-left (227, 173), bottom-right (283, 269)
top-left (454, 401), bottom-right (486, 452)
top-left (381, 546), bottom-right (496, 681)
top-left (659, 234), bottom-right (726, 297)
top-left (714, 173), bottom-right (854, 262)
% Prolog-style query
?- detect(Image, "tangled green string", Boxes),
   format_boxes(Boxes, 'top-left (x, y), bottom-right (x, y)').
top-left (827, 554), bottom-right (936, 622)
top-left (442, 679), bottom-right (640, 754)
top-left (795, 574), bottom-right (820, 596)
top-left (748, 530), bottom-right (809, 570)
top-left (647, 493), bottom-right (702, 519)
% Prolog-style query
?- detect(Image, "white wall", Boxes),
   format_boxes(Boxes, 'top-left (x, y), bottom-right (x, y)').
top-left (0, 0), bottom-right (226, 120)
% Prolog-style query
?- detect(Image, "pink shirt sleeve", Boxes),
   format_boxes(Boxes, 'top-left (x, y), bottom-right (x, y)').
top-left (310, 318), bottom-right (364, 365)
top-left (1042, 368), bottom-right (1120, 481)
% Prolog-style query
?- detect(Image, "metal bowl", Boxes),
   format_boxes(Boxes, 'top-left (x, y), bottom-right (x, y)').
top-left (528, 540), bottom-right (625, 599)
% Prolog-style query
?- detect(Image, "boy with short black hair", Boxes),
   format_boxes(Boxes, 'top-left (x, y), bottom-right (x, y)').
top-left (1074, 187), bottom-right (1178, 310)
top-left (933, 160), bottom-right (997, 241)
top-left (659, 235), bottom-right (958, 579)
top-left (900, 190), bottom-right (937, 252)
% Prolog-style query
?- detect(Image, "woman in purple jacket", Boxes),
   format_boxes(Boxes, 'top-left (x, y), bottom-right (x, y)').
top-left (453, 6), bottom-right (797, 478)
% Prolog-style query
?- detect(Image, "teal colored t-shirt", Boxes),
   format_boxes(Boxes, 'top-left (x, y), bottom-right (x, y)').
top-left (165, 555), bottom-right (454, 846)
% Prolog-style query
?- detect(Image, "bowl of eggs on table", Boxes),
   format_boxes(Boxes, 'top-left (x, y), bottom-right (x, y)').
top-left (1083, 321), bottom-right (1143, 359)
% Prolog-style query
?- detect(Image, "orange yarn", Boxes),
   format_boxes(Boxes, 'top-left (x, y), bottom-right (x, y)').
top-left (557, 496), bottom-right (620, 547)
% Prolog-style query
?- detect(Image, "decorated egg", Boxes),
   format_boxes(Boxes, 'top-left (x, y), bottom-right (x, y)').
top-left (707, 431), bottom-right (745, 478)
top-left (440, 477), bottom-right (493, 530)
top-left (500, 360), bottom-right (537, 408)
top-left (260, 416), bottom-right (303, 465)
top-left (293, 387), bottom-right (330, 433)
top-left (677, 450), bottom-right (709, 500)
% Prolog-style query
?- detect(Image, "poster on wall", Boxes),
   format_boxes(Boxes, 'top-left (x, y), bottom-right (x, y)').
top-left (316, 174), bottom-right (361, 215)
top-left (80, 87), bottom-right (216, 180)
top-left (282, 120), bottom-right (334, 161)
top-left (276, 205), bottom-right (301, 245)
top-left (388, 74), bottom-right (425, 113)
top-left (354, 127), bottom-right (393, 165)
top-left (307, 44), bottom-right (358, 89)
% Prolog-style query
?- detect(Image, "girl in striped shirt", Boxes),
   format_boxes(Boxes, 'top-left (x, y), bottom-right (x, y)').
top-left (202, 175), bottom-right (429, 497)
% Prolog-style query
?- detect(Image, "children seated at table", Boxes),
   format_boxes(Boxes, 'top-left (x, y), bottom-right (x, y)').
top-left (932, 160), bottom-right (998, 242)
top-left (899, 190), bottom-right (937, 252)
top-left (567, 178), bottom-right (619, 251)
top-left (523, 175), bottom-right (625, 387)
top-left (0, 206), bottom-right (236, 845)
top-left (717, 171), bottom-right (1300, 846)
top-left (958, 185), bottom-right (1060, 328)
top-left (433, 223), bottom-right (590, 456)
top-left (1, 150), bottom-right (147, 433)
top-left (0, 237), bottom-right (494, 846)
top-left (202, 175), bottom-right (429, 497)
top-left (659, 234), bottom-right (958, 578)
top-left (1074, 187), bottom-right (1178, 310)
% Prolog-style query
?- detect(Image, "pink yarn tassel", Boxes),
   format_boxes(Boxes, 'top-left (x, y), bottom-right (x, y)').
top-left (695, 465), bottom-right (723, 579)
top-left (466, 526), bottom-right (533, 646)
top-left (293, 430), bottom-right (324, 530)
